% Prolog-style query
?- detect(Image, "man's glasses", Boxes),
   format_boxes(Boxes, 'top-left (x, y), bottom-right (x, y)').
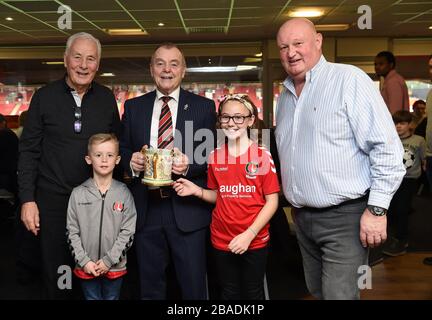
top-left (219, 115), bottom-right (251, 124)
top-left (74, 106), bottom-right (82, 133)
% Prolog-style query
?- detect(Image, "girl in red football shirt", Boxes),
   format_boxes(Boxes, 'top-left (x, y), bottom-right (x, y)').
top-left (173, 94), bottom-right (279, 300)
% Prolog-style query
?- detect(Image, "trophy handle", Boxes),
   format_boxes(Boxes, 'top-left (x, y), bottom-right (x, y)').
top-left (152, 152), bottom-right (159, 179)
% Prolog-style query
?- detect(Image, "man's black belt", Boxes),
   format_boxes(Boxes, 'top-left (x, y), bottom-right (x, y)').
top-left (301, 192), bottom-right (369, 213)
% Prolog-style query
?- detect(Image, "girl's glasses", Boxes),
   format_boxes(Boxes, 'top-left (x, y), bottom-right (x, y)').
top-left (219, 115), bottom-right (251, 124)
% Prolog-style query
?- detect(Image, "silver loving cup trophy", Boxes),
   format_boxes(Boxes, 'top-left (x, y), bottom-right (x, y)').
top-left (141, 146), bottom-right (175, 186)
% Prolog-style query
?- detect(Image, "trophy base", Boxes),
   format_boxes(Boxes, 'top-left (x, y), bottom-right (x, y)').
top-left (141, 178), bottom-right (173, 186)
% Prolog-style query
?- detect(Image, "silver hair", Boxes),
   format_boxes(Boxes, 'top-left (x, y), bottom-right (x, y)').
top-left (64, 32), bottom-right (101, 60)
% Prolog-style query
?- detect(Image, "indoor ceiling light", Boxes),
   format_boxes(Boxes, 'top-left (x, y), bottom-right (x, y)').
top-left (244, 57), bottom-right (262, 63)
top-left (254, 52), bottom-right (263, 57)
top-left (158, 22), bottom-right (165, 26)
top-left (105, 28), bottom-right (148, 36)
top-left (5, 17), bottom-right (13, 21)
top-left (429, 26), bottom-right (432, 29)
top-left (235, 65), bottom-right (257, 71)
top-left (100, 73), bottom-right (115, 77)
top-left (315, 24), bottom-right (350, 31)
top-left (288, 9), bottom-right (324, 18)
top-left (187, 65), bottom-right (257, 73)
top-left (42, 61), bottom-right (64, 65)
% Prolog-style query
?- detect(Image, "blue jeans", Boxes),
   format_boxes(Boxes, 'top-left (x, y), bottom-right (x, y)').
top-left (294, 198), bottom-right (368, 300)
top-left (80, 277), bottom-right (123, 300)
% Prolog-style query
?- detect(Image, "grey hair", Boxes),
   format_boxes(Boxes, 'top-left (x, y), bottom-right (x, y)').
top-left (65, 32), bottom-right (101, 60)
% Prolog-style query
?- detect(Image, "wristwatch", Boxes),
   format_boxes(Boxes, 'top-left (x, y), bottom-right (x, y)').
top-left (367, 205), bottom-right (387, 216)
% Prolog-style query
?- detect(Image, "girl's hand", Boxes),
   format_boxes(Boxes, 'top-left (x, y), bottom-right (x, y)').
top-left (173, 178), bottom-right (201, 197)
top-left (228, 230), bottom-right (255, 254)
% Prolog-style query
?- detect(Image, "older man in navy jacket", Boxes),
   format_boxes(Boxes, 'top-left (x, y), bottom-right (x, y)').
top-left (120, 43), bottom-right (216, 299)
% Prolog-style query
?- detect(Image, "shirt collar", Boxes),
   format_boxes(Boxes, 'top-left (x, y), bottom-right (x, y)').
top-left (62, 74), bottom-right (94, 94)
top-left (156, 86), bottom-right (180, 102)
top-left (283, 55), bottom-right (327, 91)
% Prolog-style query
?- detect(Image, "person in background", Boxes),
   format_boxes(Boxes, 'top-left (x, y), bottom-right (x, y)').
top-left (18, 32), bottom-right (120, 299)
top-left (382, 111), bottom-right (426, 257)
top-left (0, 114), bottom-right (19, 196)
top-left (411, 100), bottom-right (427, 137)
top-left (67, 133), bottom-right (136, 300)
top-left (423, 54), bottom-right (432, 266)
top-left (374, 51), bottom-right (410, 115)
top-left (14, 110), bottom-right (28, 139)
top-left (174, 94), bottom-right (279, 299)
top-left (275, 18), bottom-right (405, 299)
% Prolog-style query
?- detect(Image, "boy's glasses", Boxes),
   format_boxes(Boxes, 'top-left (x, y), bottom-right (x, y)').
top-left (74, 106), bottom-right (82, 133)
top-left (219, 115), bottom-right (251, 124)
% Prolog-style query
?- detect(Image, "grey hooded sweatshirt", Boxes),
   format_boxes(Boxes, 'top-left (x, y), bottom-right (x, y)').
top-left (66, 178), bottom-right (137, 272)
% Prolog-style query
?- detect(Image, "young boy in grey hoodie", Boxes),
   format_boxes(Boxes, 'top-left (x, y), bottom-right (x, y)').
top-left (67, 133), bottom-right (136, 300)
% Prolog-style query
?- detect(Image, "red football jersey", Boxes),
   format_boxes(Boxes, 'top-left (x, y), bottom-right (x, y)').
top-left (207, 143), bottom-right (280, 251)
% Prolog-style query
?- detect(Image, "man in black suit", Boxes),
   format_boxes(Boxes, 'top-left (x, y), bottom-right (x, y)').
top-left (119, 43), bottom-right (216, 299)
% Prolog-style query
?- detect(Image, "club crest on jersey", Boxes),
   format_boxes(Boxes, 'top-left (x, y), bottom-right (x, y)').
top-left (245, 161), bottom-right (259, 178)
top-left (113, 201), bottom-right (125, 213)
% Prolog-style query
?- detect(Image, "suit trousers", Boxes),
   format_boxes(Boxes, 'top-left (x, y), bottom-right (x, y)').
top-left (135, 197), bottom-right (207, 299)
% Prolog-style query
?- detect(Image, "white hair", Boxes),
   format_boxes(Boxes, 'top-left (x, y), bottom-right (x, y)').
top-left (65, 32), bottom-right (101, 60)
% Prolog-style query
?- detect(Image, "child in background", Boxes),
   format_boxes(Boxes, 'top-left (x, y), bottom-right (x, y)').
top-left (173, 94), bottom-right (279, 299)
top-left (66, 133), bottom-right (137, 300)
top-left (383, 111), bottom-right (426, 256)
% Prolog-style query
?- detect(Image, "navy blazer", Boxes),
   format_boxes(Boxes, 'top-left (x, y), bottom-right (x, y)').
top-left (119, 88), bottom-right (217, 232)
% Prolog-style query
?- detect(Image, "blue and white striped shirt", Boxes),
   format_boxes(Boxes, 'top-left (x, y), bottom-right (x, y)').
top-left (275, 56), bottom-right (405, 209)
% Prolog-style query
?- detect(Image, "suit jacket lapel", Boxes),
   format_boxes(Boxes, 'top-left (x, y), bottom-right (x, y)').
top-left (175, 88), bottom-right (188, 142)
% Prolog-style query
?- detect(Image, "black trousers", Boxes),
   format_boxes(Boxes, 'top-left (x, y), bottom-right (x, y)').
top-left (388, 178), bottom-right (418, 241)
top-left (36, 188), bottom-right (77, 299)
top-left (213, 246), bottom-right (268, 300)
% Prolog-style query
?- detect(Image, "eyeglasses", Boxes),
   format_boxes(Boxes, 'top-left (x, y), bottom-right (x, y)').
top-left (218, 115), bottom-right (251, 124)
top-left (74, 106), bottom-right (82, 133)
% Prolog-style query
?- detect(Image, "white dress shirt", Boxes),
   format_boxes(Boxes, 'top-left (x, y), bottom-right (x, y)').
top-left (150, 87), bottom-right (180, 148)
top-left (275, 55), bottom-right (405, 209)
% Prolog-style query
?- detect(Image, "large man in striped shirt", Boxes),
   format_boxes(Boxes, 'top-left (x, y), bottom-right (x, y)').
top-left (275, 18), bottom-right (405, 299)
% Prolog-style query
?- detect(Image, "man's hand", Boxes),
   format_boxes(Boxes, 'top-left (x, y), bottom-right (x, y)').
top-left (21, 201), bottom-right (40, 236)
top-left (130, 146), bottom-right (147, 173)
top-left (172, 148), bottom-right (189, 175)
top-left (360, 208), bottom-right (387, 248)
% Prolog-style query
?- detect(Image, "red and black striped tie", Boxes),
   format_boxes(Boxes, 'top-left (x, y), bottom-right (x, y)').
top-left (158, 96), bottom-right (174, 149)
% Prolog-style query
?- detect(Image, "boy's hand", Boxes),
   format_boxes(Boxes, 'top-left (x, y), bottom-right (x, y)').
top-left (95, 260), bottom-right (109, 275)
top-left (173, 178), bottom-right (201, 197)
top-left (83, 261), bottom-right (100, 277)
top-left (228, 230), bottom-right (255, 255)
